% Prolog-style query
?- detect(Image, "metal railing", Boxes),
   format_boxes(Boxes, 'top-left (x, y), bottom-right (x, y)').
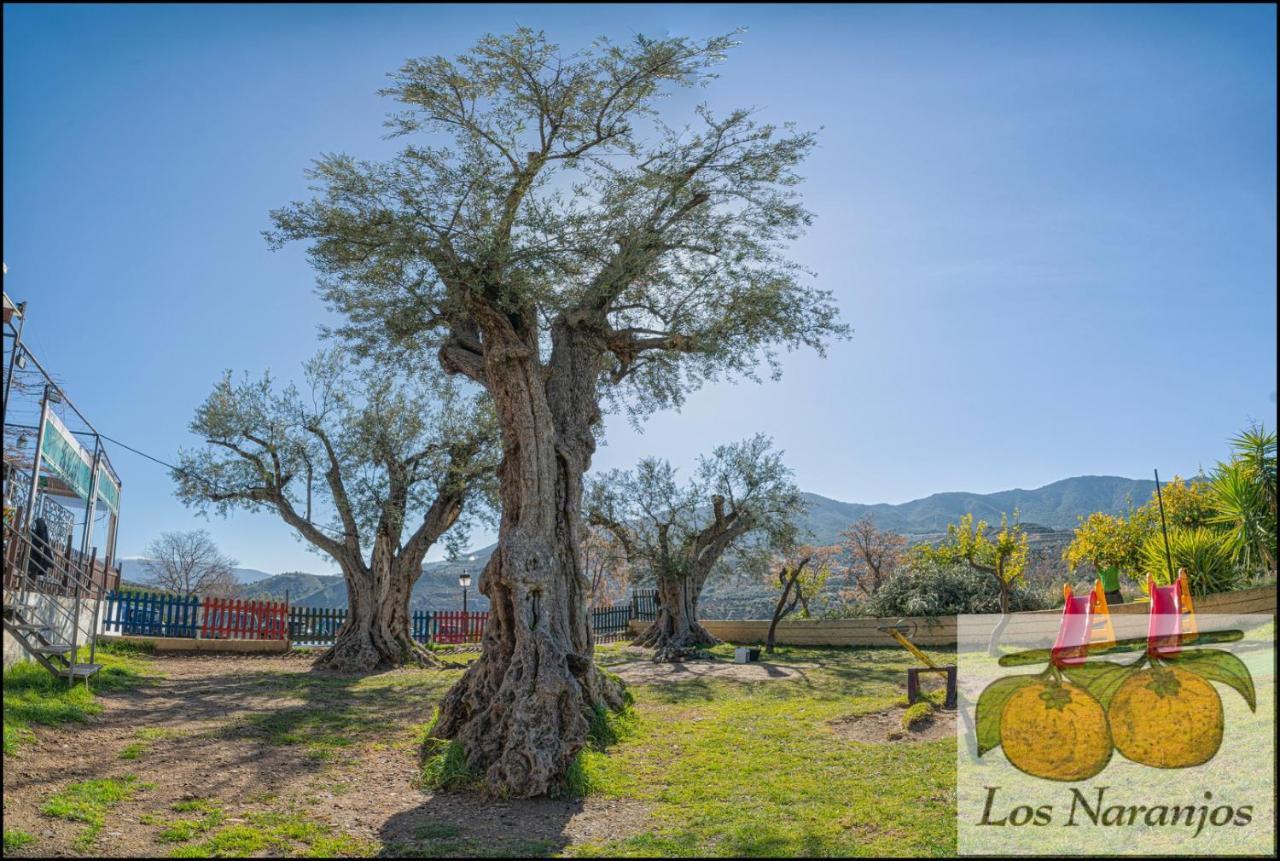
top-left (3, 514), bottom-right (117, 681)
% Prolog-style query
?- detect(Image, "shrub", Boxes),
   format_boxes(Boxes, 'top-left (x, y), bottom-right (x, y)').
top-left (1140, 527), bottom-right (1241, 596)
top-left (857, 559), bottom-right (1051, 618)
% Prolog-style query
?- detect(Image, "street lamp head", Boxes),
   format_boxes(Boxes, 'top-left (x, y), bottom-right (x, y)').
top-left (458, 572), bottom-right (472, 589)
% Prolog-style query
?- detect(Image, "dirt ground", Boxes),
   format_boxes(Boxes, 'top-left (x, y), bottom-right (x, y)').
top-left (609, 656), bottom-right (814, 685)
top-left (828, 707), bottom-right (957, 744)
top-left (2, 653), bottom-right (650, 858)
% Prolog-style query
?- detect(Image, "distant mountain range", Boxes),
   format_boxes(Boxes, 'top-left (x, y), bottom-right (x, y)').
top-left (799, 474), bottom-right (1159, 543)
top-left (118, 559), bottom-right (276, 586)
top-left (234, 545), bottom-right (495, 612)
top-left (192, 474), bottom-right (1164, 614)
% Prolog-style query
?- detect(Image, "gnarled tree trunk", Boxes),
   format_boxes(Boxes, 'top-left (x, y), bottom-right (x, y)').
top-left (315, 547), bottom-right (438, 673)
top-left (433, 317), bottom-right (625, 798)
top-left (632, 573), bottom-right (720, 661)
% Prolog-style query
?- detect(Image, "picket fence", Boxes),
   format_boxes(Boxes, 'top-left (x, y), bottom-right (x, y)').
top-left (103, 589), bottom-right (658, 647)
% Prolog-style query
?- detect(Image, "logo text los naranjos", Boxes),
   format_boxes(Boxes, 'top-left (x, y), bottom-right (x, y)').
top-left (978, 786), bottom-right (1253, 837)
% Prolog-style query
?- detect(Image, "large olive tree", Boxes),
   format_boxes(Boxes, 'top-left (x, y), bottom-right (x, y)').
top-left (586, 435), bottom-right (803, 661)
top-left (268, 29), bottom-right (846, 796)
top-left (174, 350), bottom-right (498, 672)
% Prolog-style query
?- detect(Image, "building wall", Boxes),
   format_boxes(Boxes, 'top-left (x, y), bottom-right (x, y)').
top-left (3, 590), bottom-right (103, 670)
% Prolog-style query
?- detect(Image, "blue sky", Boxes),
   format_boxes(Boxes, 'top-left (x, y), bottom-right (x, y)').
top-left (4, 4), bottom-right (1275, 574)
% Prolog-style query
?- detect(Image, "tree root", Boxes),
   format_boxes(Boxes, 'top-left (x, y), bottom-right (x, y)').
top-left (313, 630), bottom-right (442, 673)
top-left (631, 619), bottom-right (721, 663)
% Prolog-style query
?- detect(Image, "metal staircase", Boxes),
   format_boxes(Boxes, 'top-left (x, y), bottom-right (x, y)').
top-left (3, 517), bottom-right (109, 685)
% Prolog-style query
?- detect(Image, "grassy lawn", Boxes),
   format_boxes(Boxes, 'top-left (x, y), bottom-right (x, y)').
top-left (3, 641), bottom-right (957, 857)
top-left (572, 643), bottom-right (956, 857)
top-left (2, 641), bottom-right (154, 755)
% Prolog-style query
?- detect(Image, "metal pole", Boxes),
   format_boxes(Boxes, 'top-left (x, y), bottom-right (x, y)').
top-left (80, 441), bottom-right (102, 560)
top-left (1153, 469), bottom-right (1176, 582)
top-left (23, 390), bottom-right (51, 532)
top-left (3, 303), bottom-right (26, 425)
top-left (462, 586), bottom-right (468, 615)
top-left (69, 560), bottom-right (84, 688)
top-left (104, 479), bottom-right (121, 576)
top-left (88, 547), bottom-right (100, 669)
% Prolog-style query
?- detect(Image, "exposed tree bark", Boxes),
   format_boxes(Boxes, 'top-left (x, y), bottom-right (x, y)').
top-left (316, 489), bottom-right (466, 672)
top-left (433, 314), bottom-right (625, 798)
top-left (632, 570), bottom-right (720, 661)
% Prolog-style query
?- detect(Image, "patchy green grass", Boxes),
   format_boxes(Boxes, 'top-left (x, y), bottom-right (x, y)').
top-left (40, 775), bottom-right (151, 850)
top-left (140, 798), bottom-right (226, 843)
top-left (571, 642), bottom-right (956, 857)
top-left (118, 726), bottom-right (179, 760)
top-left (164, 809), bottom-right (377, 858)
top-left (901, 700), bottom-right (934, 730)
top-left (3, 643), bottom-right (154, 755)
top-left (9, 641), bottom-right (957, 857)
top-left (3, 828), bottom-right (36, 853)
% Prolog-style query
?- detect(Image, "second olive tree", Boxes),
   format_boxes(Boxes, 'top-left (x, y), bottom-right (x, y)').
top-left (174, 351), bottom-right (499, 672)
top-left (586, 435), bottom-right (804, 661)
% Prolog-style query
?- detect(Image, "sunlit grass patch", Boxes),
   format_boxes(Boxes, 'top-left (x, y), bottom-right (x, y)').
top-left (164, 808), bottom-right (376, 858)
top-left (3, 645), bottom-right (154, 755)
top-left (40, 775), bottom-right (151, 849)
top-left (119, 726), bottom-right (180, 760)
top-left (3, 828), bottom-right (36, 853)
top-left (565, 645), bottom-right (956, 857)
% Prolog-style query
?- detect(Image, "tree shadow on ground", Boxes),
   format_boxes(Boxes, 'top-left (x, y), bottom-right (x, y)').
top-left (3, 653), bottom-right (468, 799)
top-left (378, 792), bottom-right (578, 858)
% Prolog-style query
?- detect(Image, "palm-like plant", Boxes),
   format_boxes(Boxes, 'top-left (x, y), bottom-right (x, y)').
top-left (1210, 424), bottom-right (1277, 580)
top-left (1140, 527), bottom-right (1241, 596)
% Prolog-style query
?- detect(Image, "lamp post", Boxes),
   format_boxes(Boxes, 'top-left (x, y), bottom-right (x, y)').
top-left (457, 554), bottom-right (477, 614)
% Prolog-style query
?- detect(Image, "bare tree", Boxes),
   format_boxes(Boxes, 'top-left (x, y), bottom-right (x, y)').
top-left (581, 525), bottom-right (632, 606)
top-left (840, 516), bottom-right (906, 599)
top-left (764, 544), bottom-right (833, 654)
top-left (142, 530), bottom-right (240, 597)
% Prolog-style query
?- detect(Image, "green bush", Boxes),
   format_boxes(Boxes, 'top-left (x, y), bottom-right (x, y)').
top-left (856, 560), bottom-right (1051, 618)
top-left (1140, 527), bottom-right (1241, 596)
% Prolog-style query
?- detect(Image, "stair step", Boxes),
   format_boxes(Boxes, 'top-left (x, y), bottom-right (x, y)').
top-left (6, 622), bottom-right (52, 636)
top-left (30, 643), bottom-right (73, 656)
top-left (58, 663), bottom-right (102, 679)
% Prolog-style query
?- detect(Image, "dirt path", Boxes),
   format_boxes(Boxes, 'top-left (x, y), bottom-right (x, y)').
top-left (2, 654), bottom-right (648, 857)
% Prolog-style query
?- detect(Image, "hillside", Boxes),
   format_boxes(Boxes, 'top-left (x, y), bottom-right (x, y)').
top-left (225, 475), bottom-right (1160, 614)
top-left (118, 559), bottom-right (275, 586)
top-left (239, 546), bottom-right (495, 612)
top-left (798, 474), bottom-right (1157, 543)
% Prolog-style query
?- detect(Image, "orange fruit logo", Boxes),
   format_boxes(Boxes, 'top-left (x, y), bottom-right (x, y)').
top-left (977, 636), bottom-right (1254, 780)
top-left (1108, 666), bottom-right (1223, 768)
top-left (999, 680), bottom-right (1111, 781)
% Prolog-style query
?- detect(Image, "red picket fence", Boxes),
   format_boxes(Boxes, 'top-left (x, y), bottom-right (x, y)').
top-left (432, 610), bottom-right (488, 644)
top-left (201, 597), bottom-right (290, 641)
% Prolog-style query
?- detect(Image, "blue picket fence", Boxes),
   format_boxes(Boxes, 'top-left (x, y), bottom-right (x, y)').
top-left (103, 590), bottom-right (201, 638)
